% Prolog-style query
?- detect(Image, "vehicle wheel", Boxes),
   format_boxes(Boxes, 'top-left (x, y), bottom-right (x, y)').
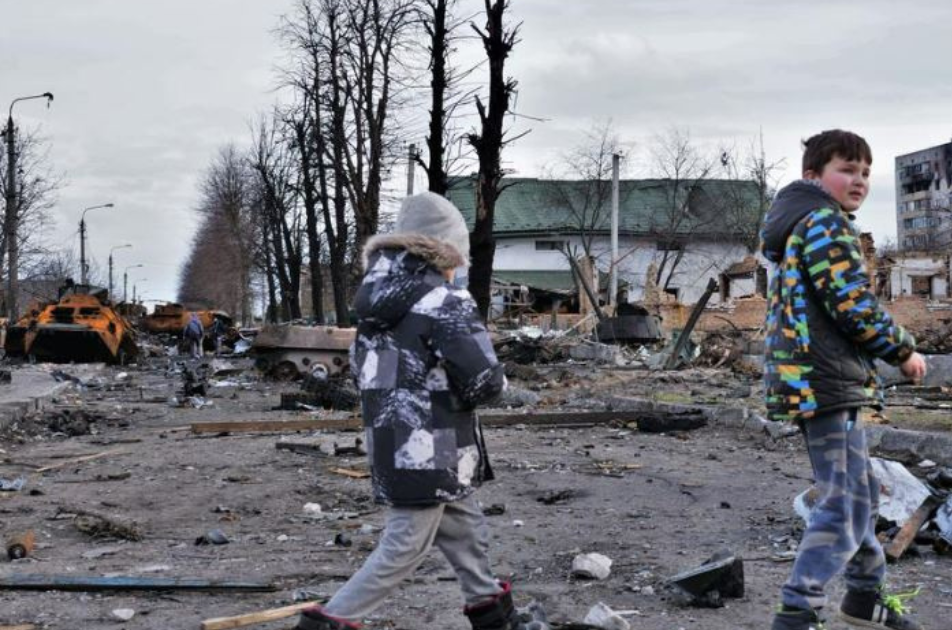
top-left (272, 361), bottom-right (299, 381)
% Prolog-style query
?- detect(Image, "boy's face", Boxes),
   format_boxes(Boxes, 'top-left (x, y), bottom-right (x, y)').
top-left (805, 155), bottom-right (871, 212)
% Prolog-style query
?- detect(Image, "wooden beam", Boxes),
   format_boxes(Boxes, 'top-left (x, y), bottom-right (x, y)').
top-left (884, 496), bottom-right (940, 561)
top-left (0, 574), bottom-right (275, 592)
top-left (192, 409), bottom-right (710, 435)
top-left (201, 602), bottom-right (320, 630)
top-left (0, 625), bottom-right (38, 630)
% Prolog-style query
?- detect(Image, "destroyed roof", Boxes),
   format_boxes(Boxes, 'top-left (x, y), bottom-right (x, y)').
top-left (446, 176), bottom-right (763, 237)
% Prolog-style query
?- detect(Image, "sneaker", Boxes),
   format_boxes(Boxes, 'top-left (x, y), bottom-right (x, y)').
top-left (771, 605), bottom-right (826, 630)
top-left (838, 588), bottom-right (923, 630)
top-left (294, 606), bottom-right (360, 630)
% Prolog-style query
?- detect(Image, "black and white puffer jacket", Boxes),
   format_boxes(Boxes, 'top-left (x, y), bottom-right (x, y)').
top-left (351, 233), bottom-right (506, 507)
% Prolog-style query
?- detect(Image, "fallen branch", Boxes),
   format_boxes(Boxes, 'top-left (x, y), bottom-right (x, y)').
top-left (56, 505), bottom-right (143, 542)
top-left (36, 449), bottom-right (126, 473)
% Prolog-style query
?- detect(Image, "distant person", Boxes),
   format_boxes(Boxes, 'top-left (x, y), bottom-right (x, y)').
top-left (294, 192), bottom-right (546, 630)
top-left (208, 316), bottom-right (226, 356)
top-left (183, 313), bottom-right (204, 359)
top-left (761, 130), bottom-right (927, 630)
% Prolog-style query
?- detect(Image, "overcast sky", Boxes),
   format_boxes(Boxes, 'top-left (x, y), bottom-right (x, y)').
top-left (4, 0), bottom-right (952, 304)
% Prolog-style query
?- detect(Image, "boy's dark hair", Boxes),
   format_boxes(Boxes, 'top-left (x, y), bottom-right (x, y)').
top-left (802, 129), bottom-right (872, 175)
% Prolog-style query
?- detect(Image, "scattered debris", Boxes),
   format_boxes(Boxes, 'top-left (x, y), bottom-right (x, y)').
top-left (58, 506), bottom-right (143, 542)
top-left (6, 531), bottom-right (35, 560)
top-left (583, 602), bottom-right (631, 630)
top-left (111, 609), bottom-right (136, 622)
top-left (0, 477), bottom-right (27, 492)
top-left (668, 550), bottom-right (744, 608)
top-left (871, 458), bottom-right (932, 527)
top-left (195, 529), bottom-right (230, 546)
top-left (572, 552), bottom-right (612, 580)
top-left (333, 438), bottom-right (365, 457)
top-left (884, 495), bottom-right (942, 561)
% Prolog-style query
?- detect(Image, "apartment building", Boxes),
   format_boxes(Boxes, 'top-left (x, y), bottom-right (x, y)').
top-left (895, 140), bottom-right (952, 251)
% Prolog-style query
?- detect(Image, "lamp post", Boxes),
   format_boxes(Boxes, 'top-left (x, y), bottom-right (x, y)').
top-left (132, 278), bottom-right (147, 304)
top-left (123, 264), bottom-right (143, 303)
top-left (4, 92), bottom-right (54, 320)
top-left (79, 203), bottom-right (115, 285)
top-left (108, 244), bottom-right (131, 300)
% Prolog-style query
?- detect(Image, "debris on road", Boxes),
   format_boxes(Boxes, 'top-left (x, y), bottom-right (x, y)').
top-left (572, 552), bottom-right (613, 580)
top-left (668, 550), bottom-right (744, 608)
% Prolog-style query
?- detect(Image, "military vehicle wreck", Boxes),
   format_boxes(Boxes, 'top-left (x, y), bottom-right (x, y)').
top-left (4, 285), bottom-right (138, 364)
top-left (251, 323), bottom-right (355, 380)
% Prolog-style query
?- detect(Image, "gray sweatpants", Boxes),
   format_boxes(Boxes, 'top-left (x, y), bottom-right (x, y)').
top-left (781, 409), bottom-right (886, 610)
top-left (323, 494), bottom-right (502, 622)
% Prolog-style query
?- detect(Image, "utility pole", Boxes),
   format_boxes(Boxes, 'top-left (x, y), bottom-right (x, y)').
top-left (4, 92), bottom-right (53, 320)
top-left (4, 114), bottom-right (15, 319)
top-left (406, 143), bottom-right (416, 196)
top-left (610, 152), bottom-right (621, 306)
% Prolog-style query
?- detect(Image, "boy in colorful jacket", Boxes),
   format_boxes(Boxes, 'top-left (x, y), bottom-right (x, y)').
top-left (762, 130), bottom-right (927, 630)
top-left (296, 192), bottom-right (546, 630)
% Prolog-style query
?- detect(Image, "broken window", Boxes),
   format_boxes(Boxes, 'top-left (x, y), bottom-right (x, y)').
top-left (535, 240), bottom-right (566, 251)
top-left (911, 276), bottom-right (931, 297)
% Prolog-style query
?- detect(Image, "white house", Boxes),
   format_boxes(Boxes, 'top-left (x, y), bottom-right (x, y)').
top-left (448, 176), bottom-right (765, 306)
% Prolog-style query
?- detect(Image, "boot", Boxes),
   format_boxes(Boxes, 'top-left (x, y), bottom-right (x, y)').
top-left (839, 588), bottom-right (923, 630)
top-left (771, 605), bottom-right (826, 630)
top-left (464, 583), bottom-right (549, 630)
top-left (294, 605), bottom-right (360, 630)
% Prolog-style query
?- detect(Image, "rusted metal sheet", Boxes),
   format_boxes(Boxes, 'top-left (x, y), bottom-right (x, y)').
top-left (251, 324), bottom-right (355, 380)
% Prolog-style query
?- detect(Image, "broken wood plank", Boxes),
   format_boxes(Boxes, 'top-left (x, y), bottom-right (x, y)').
top-left (201, 601), bottom-right (320, 630)
top-left (884, 495), bottom-right (941, 561)
top-left (35, 449), bottom-right (126, 473)
top-left (192, 409), bottom-right (710, 434)
top-left (0, 625), bottom-right (38, 630)
top-left (275, 441), bottom-right (327, 457)
top-left (330, 467), bottom-right (370, 479)
top-left (192, 418), bottom-right (361, 434)
top-left (0, 574), bottom-right (276, 592)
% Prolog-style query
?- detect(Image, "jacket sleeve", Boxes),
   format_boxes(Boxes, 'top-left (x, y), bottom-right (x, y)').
top-left (430, 290), bottom-right (506, 407)
top-left (801, 209), bottom-right (915, 365)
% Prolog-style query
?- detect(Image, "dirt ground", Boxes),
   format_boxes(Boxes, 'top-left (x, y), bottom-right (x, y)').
top-left (1, 355), bottom-right (950, 630)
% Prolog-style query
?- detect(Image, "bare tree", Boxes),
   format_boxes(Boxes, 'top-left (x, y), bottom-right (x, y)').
top-left (646, 128), bottom-right (720, 291)
top-left (466, 0), bottom-right (519, 319)
top-left (249, 114), bottom-right (304, 320)
top-left (0, 126), bottom-right (62, 291)
top-left (717, 130), bottom-right (785, 253)
top-left (544, 121), bottom-right (629, 264)
top-left (414, 0), bottom-right (476, 195)
top-left (178, 145), bottom-right (257, 322)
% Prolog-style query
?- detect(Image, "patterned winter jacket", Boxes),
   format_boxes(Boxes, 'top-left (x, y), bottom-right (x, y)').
top-left (350, 234), bottom-right (506, 506)
top-left (761, 180), bottom-right (915, 422)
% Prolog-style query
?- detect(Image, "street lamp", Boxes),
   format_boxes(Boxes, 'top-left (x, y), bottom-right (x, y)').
top-left (123, 264), bottom-right (143, 303)
top-left (79, 203), bottom-right (115, 285)
top-left (4, 92), bottom-right (53, 320)
top-left (108, 243), bottom-right (131, 300)
top-left (132, 278), bottom-right (147, 304)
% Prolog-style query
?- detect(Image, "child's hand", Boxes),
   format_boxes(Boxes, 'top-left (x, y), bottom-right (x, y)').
top-left (900, 352), bottom-right (927, 383)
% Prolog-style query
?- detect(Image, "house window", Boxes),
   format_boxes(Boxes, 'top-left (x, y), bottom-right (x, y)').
top-left (656, 240), bottom-right (683, 252)
top-left (535, 240), bottom-right (565, 251)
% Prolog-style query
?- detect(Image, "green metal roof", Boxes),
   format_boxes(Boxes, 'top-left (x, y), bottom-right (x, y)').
top-left (446, 176), bottom-right (763, 237)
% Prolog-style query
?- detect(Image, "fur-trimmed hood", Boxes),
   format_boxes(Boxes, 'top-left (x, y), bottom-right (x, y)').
top-left (354, 236), bottom-right (461, 331)
top-left (362, 233), bottom-right (467, 272)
